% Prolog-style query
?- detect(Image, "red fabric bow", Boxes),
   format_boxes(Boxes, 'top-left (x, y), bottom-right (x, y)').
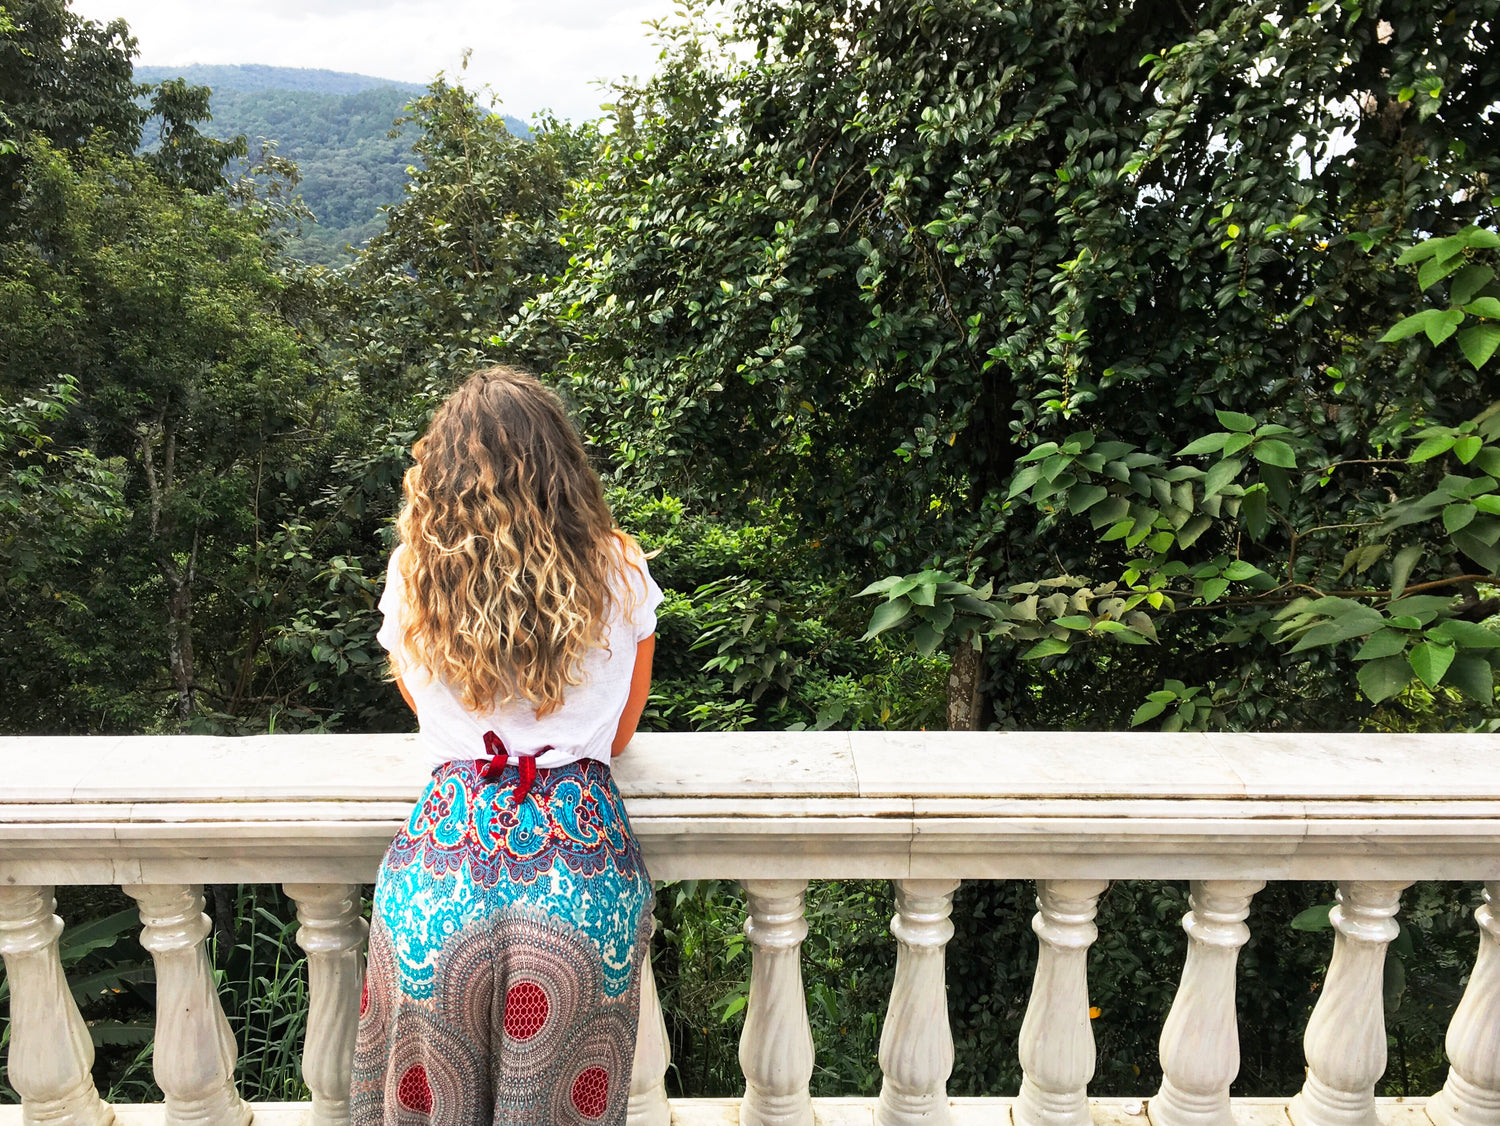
top-left (478, 730), bottom-right (552, 806)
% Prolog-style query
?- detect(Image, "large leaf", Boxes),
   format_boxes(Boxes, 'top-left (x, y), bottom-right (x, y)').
top-left (1290, 904), bottom-right (1335, 931)
top-left (1427, 619), bottom-right (1500, 649)
top-left (1453, 529), bottom-right (1500, 572)
top-left (1389, 544), bottom-right (1422, 600)
top-left (1459, 227), bottom-right (1500, 249)
top-left (1253, 439), bottom-right (1297, 468)
top-left (861, 598), bottom-right (911, 639)
top-left (1425, 307), bottom-right (1466, 345)
top-left (1459, 323), bottom-right (1500, 369)
top-left (1444, 503), bottom-right (1479, 533)
top-left (88, 1021), bottom-right (155, 1047)
top-left (1215, 410), bottom-right (1258, 432)
top-left (58, 909), bottom-right (141, 964)
top-left (1451, 265), bottom-right (1496, 306)
top-left (1130, 698), bottom-right (1168, 726)
top-left (1354, 629), bottom-right (1407, 661)
top-left (1068, 483), bottom-right (1109, 513)
top-left (1382, 308), bottom-right (1446, 341)
top-left (1418, 253), bottom-right (1466, 293)
top-left (1241, 486), bottom-right (1269, 539)
top-left (1204, 457), bottom-right (1242, 495)
top-left (68, 964), bottom-right (153, 1005)
top-left (1358, 655), bottom-right (1412, 703)
top-left (1176, 514), bottom-right (1212, 548)
top-left (1408, 641), bottom-right (1457, 688)
top-left (1444, 653), bottom-right (1495, 704)
top-left (1288, 602), bottom-right (1386, 651)
top-left (1408, 435), bottom-right (1456, 463)
top-left (1022, 637), bottom-right (1072, 660)
top-left (1177, 433), bottom-right (1229, 456)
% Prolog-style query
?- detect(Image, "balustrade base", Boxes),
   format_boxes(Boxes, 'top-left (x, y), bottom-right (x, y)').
top-left (0, 1096), bottom-right (1439, 1126)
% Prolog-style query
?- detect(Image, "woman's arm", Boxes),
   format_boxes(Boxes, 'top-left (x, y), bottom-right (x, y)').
top-left (394, 675), bottom-right (416, 714)
top-left (611, 635), bottom-right (656, 756)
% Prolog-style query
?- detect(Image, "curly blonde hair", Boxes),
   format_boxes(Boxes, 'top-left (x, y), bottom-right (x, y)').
top-left (393, 366), bottom-right (638, 715)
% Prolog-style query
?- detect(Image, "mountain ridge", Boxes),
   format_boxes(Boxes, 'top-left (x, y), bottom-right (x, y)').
top-left (135, 63), bottom-right (429, 97)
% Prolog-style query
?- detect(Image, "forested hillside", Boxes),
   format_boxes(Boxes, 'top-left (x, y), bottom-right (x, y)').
top-left (136, 64), bottom-right (531, 265)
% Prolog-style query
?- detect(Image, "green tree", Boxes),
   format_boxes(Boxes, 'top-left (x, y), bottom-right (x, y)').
top-left (0, 137), bottom-right (331, 727)
top-left (517, 0), bottom-right (1500, 732)
top-left (0, 0), bottom-right (243, 208)
top-left (345, 74), bottom-right (600, 405)
top-left (0, 0), bottom-right (142, 154)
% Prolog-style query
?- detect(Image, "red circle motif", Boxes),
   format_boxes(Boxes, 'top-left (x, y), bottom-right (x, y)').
top-left (397, 1064), bottom-right (433, 1115)
top-left (503, 980), bottom-right (550, 1040)
top-left (571, 1067), bottom-right (609, 1119)
top-left (359, 977), bottom-right (369, 1017)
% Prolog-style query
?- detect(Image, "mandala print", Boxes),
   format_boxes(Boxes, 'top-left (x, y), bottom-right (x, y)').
top-left (351, 758), bottom-right (654, 1126)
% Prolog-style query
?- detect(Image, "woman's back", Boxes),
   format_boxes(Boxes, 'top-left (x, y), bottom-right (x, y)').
top-left (351, 367), bottom-right (658, 1126)
top-left (378, 536), bottom-right (662, 772)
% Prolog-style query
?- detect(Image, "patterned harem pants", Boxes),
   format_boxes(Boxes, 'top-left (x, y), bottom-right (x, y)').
top-left (352, 757), bottom-right (654, 1126)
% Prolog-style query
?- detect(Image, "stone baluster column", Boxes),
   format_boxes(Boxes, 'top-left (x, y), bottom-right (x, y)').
top-left (628, 918), bottom-right (671, 1126)
top-left (1149, 879), bottom-right (1265, 1126)
top-left (0, 886), bottom-right (117, 1126)
top-left (1429, 880), bottom-right (1500, 1126)
top-left (877, 878), bottom-right (960, 1126)
top-left (1288, 880), bottom-right (1412, 1126)
top-left (739, 880), bottom-right (814, 1126)
top-left (284, 884), bottom-right (367, 1126)
top-left (126, 885), bottom-right (251, 1126)
top-left (1014, 879), bottom-right (1110, 1126)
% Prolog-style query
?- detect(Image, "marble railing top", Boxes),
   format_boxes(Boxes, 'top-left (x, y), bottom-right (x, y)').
top-left (2, 732), bottom-right (1499, 883)
top-left (4, 729), bottom-right (1499, 802)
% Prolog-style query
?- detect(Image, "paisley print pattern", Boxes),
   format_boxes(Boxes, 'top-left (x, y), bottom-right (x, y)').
top-left (351, 758), bottom-right (654, 1126)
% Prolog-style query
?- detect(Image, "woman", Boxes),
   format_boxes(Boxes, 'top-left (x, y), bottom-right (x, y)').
top-left (352, 366), bottom-right (661, 1126)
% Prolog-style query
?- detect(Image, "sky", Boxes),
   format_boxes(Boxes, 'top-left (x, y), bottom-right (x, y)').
top-left (70, 0), bottom-right (681, 123)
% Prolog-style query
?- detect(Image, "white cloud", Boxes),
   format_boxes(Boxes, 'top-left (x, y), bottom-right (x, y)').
top-left (70, 0), bottom-right (675, 122)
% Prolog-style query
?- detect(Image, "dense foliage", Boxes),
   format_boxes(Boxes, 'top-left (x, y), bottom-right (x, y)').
top-left (3, 0), bottom-right (1499, 1106)
top-left (522, 0), bottom-right (1500, 736)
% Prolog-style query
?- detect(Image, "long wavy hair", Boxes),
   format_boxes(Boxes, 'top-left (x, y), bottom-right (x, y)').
top-left (393, 366), bottom-right (636, 715)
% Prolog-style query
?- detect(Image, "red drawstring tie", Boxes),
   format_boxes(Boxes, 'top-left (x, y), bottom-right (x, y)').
top-left (479, 731), bottom-right (552, 806)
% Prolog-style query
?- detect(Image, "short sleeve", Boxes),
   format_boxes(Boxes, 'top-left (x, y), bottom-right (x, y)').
top-left (376, 546), bottom-right (405, 657)
top-left (618, 540), bottom-right (665, 643)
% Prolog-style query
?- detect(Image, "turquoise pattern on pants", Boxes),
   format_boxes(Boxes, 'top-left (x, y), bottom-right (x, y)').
top-left (352, 756), bottom-right (653, 1126)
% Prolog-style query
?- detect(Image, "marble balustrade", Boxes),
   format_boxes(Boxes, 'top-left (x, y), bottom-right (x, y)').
top-left (2, 731), bottom-right (1500, 1126)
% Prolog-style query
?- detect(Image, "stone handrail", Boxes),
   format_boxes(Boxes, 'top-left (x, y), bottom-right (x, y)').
top-left (1, 731), bottom-right (1498, 1126)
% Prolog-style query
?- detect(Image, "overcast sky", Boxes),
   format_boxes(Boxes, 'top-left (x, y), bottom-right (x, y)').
top-left (70, 0), bottom-right (680, 123)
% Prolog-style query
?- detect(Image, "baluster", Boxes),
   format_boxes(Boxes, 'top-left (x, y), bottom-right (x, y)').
top-left (284, 884), bottom-right (367, 1126)
top-left (0, 886), bottom-right (116, 1126)
top-left (1287, 880), bottom-right (1412, 1126)
top-left (126, 884), bottom-right (251, 1126)
top-left (628, 919), bottom-right (671, 1126)
top-left (739, 879), bottom-right (814, 1126)
top-left (877, 878), bottom-right (960, 1126)
top-left (1430, 880), bottom-right (1500, 1126)
top-left (1150, 879), bottom-right (1264, 1126)
top-left (1014, 879), bottom-right (1109, 1126)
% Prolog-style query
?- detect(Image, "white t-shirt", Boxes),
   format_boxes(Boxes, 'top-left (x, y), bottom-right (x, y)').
top-left (376, 539), bottom-right (664, 771)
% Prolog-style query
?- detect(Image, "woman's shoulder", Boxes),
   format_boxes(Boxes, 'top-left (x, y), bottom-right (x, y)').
top-left (610, 528), bottom-right (645, 565)
top-left (607, 529), bottom-right (663, 637)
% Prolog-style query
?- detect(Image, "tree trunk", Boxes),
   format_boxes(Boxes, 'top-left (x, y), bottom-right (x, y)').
top-left (164, 560), bottom-right (196, 726)
top-left (139, 418), bottom-right (198, 727)
top-left (946, 640), bottom-right (986, 730)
